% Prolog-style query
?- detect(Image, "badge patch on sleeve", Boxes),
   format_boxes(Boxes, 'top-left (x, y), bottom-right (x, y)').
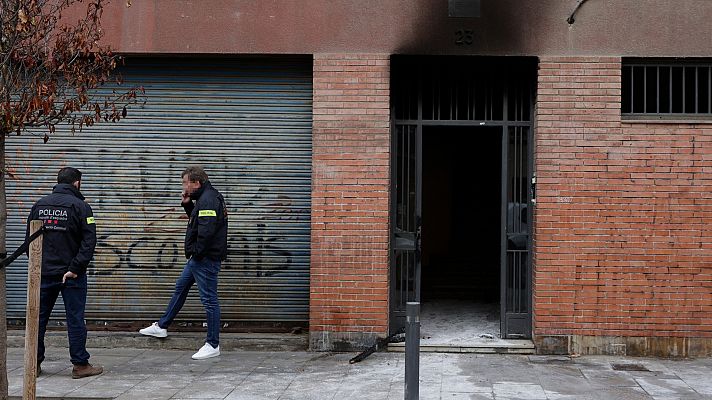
top-left (199, 210), bottom-right (217, 217)
top-left (86, 217), bottom-right (96, 224)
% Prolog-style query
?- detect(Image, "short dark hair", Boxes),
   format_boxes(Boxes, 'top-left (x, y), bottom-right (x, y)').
top-left (57, 167), bottom-right (82, 184)
top-left (182, 165), bottom-right (208, 184)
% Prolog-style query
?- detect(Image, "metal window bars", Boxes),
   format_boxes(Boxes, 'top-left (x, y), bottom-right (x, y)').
top-left (622, 60), bottom-right (712, 118)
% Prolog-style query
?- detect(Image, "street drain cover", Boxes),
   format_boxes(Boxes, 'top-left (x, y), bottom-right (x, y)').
top-left (611, 363), bottom-right (649, 371)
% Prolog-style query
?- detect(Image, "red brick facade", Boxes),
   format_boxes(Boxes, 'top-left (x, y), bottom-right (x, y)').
top-left (535, 57), bottom-right (712, 356)
top-left (310, 54), bottom-right (391, 350)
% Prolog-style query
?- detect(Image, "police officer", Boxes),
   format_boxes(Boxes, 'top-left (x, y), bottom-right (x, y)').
top-left (26, 167), bottom-right (102, 379)
top-left (140, 165), bottom-right (228, 360)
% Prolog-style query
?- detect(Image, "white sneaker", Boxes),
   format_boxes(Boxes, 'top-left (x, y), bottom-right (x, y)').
top-left (192, 343), bottom-right (220, 360)
top-left (139, 322), bottom-right (167, 338)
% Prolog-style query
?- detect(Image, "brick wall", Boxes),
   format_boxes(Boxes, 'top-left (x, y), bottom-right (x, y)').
top-left (535, 57), bottom-right (712, 356)
top-left (310, 54), bottom-right (391, 351)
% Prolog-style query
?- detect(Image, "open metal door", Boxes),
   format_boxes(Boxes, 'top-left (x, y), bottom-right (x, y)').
top-left (500, 125), bottom-right (533, 338)
top-left (390, 124), bottom-right (421, 332)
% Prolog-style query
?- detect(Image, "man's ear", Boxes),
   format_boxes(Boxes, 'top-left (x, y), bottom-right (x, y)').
top-left (73, 180), bottom-right (81, 190)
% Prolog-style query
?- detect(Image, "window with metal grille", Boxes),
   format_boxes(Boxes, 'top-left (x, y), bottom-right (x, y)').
top-left (622, 59), bottom-right (712, 119)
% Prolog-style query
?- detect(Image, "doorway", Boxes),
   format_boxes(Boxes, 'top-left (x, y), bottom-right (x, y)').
top-left (420, 126), bottom-right (502, 345)
top-left (389, 56), bottom-right (536, 342)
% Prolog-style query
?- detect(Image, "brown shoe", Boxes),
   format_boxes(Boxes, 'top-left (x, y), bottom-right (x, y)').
top-left (72, 363), bottom-right (103, 379)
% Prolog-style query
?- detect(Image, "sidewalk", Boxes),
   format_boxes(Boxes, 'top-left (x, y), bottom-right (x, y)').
top-left (7, 346), bottom-right (712, 399)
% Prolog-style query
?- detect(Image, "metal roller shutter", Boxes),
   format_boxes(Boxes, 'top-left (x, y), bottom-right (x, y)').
top-left (5, 56), bottom-right (312, 330)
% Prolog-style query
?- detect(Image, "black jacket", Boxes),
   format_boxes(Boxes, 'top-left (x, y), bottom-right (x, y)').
top-left (183, 181), bottom-right (228, 261)
top-left (26, 183), bottom-right (97, 276)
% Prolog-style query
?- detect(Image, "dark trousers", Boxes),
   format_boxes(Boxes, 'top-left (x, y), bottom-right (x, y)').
top-left (158, 257), bottom-right (221, 347)
top-left (38, 274), bottom-right (90, 365)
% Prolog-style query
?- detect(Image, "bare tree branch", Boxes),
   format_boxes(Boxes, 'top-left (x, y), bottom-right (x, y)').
top-left (1, 0), bottom-right (142, 137)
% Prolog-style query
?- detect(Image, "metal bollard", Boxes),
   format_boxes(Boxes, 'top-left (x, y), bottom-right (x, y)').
top-left (405, 301), bottom-right (420, 400)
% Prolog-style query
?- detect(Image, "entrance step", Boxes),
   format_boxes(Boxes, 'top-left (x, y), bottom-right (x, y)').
top-left (387, 339), bottom-right (535, 354)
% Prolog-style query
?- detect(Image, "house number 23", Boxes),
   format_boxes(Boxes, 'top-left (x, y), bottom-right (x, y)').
top-left (455, 29), bottom-right (474, 45)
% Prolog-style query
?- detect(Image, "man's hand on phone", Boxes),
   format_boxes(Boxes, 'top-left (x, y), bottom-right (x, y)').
top-left (181, 191), bottom-right (191, 205)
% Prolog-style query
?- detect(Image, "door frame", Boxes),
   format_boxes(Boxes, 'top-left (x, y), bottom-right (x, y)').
top-left (388, 56), bottom-right (535, 338)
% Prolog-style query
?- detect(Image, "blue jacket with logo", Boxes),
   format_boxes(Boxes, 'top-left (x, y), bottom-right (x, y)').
top-left (26, 183), bottom-right (97, 276)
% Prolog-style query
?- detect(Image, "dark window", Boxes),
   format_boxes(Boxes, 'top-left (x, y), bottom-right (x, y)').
top-left (622, 59), bottom-right (712, 119)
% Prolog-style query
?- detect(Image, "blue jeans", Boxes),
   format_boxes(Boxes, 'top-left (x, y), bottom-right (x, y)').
top-left (38, 274), bottom-right (90, 365)
top-left (158, 258), bottom-right (221, 347)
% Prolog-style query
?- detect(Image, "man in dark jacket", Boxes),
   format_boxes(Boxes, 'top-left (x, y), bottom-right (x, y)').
top-left (26, 167), bottom-right (102, 379)
top-left (140, 165), bottom-right (228, 360)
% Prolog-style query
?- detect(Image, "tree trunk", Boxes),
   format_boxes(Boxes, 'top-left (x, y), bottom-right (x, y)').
top-left (0, 132), bottom-right (8, 399)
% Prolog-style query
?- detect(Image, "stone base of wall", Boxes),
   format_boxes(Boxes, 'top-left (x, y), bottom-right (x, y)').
top-left (309, 331), bottom-right (381, 352)
top-left (535, 335), bottom-right (712, 358)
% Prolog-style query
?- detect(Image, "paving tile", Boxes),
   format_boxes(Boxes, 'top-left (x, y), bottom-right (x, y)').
top-left (114, 379), bottom-right (188, 400)
top-left (635, 377), bottom-right (700, 397)
top-left (220, 395), bottom-right (274, 400)
top-left (223, 372), bottom-right (295, 399)
top-left (224, 388), bottom-right (285, 400)
top-left (492, 382), bottom-right (547, 400)
top-left (67, 377), bottom-right (143, 398)
top-left (580, 369), bottom-right (640, 387)
top-left (281, 374), bottom-right (342, 399)
top-left (172, 377), bottom-right (238, 399)
top-left (33, 372), bottom-right (97, 393)
top-left (536, 368), bottom-right (597, 396)
top-left (593, 386), bottom-right (652, 400)
top-left (661, 370), bottom-right (712, 396)
top-left (346, 378), bottom-right (401, 398)
top-left (442, 393), bottom-right (495, 400)
top-left (543, 391), bottom-right (600, 400)
top-left (169, 398), bottom-right (227, 400)
top-left (442, 374), bottom-right (490, 393)
top-left (336, 391), bottom-right (389, 400)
